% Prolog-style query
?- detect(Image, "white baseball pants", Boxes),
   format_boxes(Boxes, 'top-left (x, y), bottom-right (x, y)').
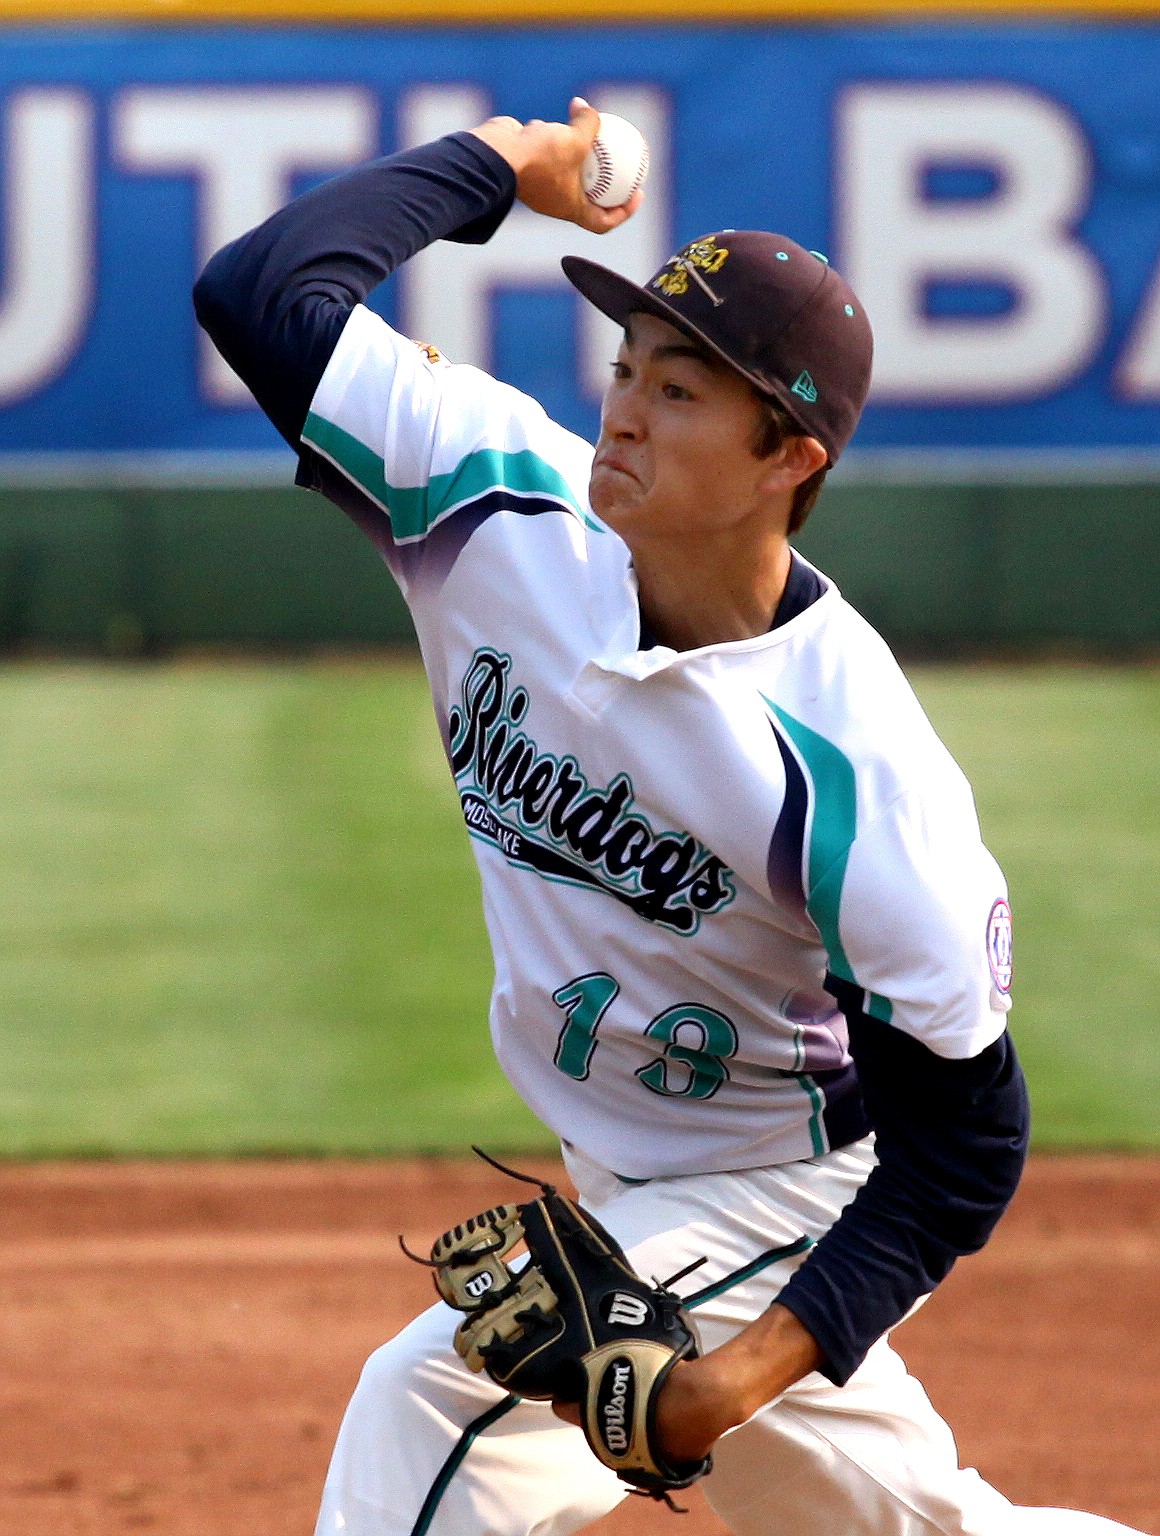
top-left (314, 1138), bottom-right (1144, 1536)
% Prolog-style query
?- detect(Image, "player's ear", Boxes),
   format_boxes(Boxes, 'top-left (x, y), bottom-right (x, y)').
top-left (755, 432), bottom-right (828, 498)
top-left (790, 435), bottom-right (828, 483)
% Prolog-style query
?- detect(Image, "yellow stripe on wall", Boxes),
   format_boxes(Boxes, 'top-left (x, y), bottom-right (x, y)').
top-left (2, 0), bottom-right (1159, 20)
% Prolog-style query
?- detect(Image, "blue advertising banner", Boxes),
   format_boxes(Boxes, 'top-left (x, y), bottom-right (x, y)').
top-left (1, 24), bottom-right (1159, 477)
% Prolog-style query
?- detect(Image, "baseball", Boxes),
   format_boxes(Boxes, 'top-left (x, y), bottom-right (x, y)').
top-left (581, 113), bottom-right (650, 209)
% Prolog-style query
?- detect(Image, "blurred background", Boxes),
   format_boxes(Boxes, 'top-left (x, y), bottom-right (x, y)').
top-left (0, 0), bottom-right (1156, 1159)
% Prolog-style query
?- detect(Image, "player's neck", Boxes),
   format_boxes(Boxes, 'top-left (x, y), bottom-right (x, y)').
top-left (629, 529), bottom-right (792, 652)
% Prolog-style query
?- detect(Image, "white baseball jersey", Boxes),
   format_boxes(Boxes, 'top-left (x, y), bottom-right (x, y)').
top-left (302, 303), bottom-right (1013, 1181)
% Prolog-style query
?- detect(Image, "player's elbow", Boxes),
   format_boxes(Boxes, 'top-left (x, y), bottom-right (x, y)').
top-left (191, 263), bottom-right (226, 338)
top-left (192, 241), bottom-right (252, 356)
top-left (849, 1011), bottom-right (1030, 1248)
top-left (886, 1029), bottom-right (1030, 1252)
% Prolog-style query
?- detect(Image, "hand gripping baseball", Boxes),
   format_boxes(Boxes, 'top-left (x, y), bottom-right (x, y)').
top-left (403, 1149), bottom-right (711, 1506)
top-left (469, 99), bottom-right (643, 235)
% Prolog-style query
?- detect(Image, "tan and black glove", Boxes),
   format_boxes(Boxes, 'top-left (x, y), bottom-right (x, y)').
top-left (411, 1152), bottom-right (711, 1504)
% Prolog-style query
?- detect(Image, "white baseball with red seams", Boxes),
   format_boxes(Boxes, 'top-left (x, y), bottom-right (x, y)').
top-left (581, 113), bottom-right (650, 208)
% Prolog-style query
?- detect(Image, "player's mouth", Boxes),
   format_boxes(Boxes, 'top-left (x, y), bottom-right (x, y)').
top-left (592, 453), bottom-right (640, 485)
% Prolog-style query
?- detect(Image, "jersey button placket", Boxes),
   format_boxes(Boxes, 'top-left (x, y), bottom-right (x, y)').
top-left (566, 664), bottom-right (621, 718)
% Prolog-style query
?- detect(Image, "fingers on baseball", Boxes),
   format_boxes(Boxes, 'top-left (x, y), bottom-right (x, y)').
top-left (586, 185), bottom-right (646, 233)
top-left (569, 97), bottom-right (601, 144)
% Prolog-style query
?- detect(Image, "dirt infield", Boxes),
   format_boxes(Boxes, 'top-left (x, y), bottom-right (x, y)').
top-left (0, 1156), bottom-right (1156, 1536)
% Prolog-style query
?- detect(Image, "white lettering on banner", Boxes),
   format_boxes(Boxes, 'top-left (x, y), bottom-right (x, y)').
top-left (0, 90), bottom-right (94, 407)
top-left (114, 87), bottom-right (378, 404)
top-left (399, 85), bottom-right (670, 398)
top-left (1117, 263), bottom-right (1160, 399)
top-left (837, 84), bottom-right (1107, 401)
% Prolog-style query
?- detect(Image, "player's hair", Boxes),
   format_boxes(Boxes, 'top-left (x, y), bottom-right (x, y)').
top-left (751, 401), bottom-right (828, 535)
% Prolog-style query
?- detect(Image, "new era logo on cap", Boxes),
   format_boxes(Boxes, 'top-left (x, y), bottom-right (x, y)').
top-left (562, 231), bottom-right (873, 463)
top-left (791, 371), bottom-right (818, 404)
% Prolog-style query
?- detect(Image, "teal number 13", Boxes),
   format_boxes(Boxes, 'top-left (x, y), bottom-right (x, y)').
top-left (636, 1005), bottom-right (739, 1101)
top-left (551, 973), bottom-right (738, 1101)
top-left (552, 973), bottom-right (620, 1081)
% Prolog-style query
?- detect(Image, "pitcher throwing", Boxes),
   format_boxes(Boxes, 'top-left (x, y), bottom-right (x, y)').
top-left (194, 99), bottom-right (1144, 1536)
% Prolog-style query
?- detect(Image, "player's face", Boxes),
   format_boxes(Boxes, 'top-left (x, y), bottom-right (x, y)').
top-left (589, 314), bottom-right (773, 542)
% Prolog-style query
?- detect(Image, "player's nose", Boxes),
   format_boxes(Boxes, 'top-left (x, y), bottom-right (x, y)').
top-left (600, 380), bottom-right (646, 441)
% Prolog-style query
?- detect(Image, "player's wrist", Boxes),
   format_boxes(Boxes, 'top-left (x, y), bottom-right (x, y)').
top-left (467, 118), bottom-right (538, 177)
top-left (658, 1303), bottom-right (822, 1454)
top-left (653, 1358), bottom-right (733, 1464)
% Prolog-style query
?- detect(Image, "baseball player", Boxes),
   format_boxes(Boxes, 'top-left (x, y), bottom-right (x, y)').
top-left (194, 102), bottom-right (1145, 1536)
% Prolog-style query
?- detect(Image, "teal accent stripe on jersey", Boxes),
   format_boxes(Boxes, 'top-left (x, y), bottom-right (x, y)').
top-left (302, 412), bottom-right (598, 538)
top-left (409, 1394), bottom-right (519, 1536)
top-left (303, 412), bottom-right (392, 511)
top-left (797, 1074), bottom-right (827, 1155)
top-left (761, 696), bottom-right (858, 984)
top-left (866, 991), bottom-right (894, 1023)
top-left (684, 1235), bottom-right (813, 1309)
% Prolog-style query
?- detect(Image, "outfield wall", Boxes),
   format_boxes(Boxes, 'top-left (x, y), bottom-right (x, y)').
top-left (1, 14), bottom-right (1158, 650)
top-left (1, 482), bottom-right (1154, 654)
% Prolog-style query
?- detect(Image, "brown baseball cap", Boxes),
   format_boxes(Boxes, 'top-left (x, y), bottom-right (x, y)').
top-left (562, 231), bottom-right (873, 463)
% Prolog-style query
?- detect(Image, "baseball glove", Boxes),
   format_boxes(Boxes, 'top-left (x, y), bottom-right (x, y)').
top-left (404, 1148), bottom-right (711, 1505)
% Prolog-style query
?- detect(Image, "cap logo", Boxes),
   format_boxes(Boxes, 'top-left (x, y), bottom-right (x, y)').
top-left (653, 236), bottom-right (730, 303)
top-left (791, 370), bottom-right (818, 404)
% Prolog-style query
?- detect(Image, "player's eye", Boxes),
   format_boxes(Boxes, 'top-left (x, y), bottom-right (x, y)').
top-left (661, 381), bottom-right (693, 401)
top-left (610, 360), bottom-right (632, 381)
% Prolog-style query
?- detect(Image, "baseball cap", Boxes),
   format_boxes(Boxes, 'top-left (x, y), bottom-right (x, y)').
top-left (562, 231), bottom-right (873, 463)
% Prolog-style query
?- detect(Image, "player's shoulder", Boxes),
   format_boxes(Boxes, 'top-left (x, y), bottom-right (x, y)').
top-left (317, 302), bottom-right (582, 441)
top-left (313, 297), bottom-right (593, 466)
top-left (305, 303), bottom-right (597, 532)
top-left (765, 571), bottom-right (970, 811)
top-left (763, 559), bottom-right (911, 704)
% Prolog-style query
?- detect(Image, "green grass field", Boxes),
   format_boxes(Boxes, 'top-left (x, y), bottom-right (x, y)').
top-left (0, 660), bottom-right (1156, 1156)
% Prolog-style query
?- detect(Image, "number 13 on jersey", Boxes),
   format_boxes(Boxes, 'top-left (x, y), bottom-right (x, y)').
top-left (552, 972), bottom-right (739, 1101)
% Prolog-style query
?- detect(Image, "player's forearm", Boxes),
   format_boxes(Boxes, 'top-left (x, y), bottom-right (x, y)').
top-left (192, 133), bottom-right (516, 447)
top-left (655, 1303), bottom-right (821, 1463)
top-left (777, 1016), bottom-right (1030, 1386)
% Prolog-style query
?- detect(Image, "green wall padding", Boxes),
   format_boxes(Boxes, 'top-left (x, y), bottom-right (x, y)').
top-left (0, 482), bottom-right (1155, 653)
top-left (797, 484), bottom-right (1160, 651)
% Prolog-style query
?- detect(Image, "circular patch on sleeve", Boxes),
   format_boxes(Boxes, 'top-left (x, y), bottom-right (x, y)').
top-left (986, 898), bottom-right (1014, 994)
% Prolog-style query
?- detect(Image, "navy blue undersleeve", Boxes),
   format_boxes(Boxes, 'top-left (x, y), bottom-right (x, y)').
top-left (192, 133), bottom-right (517, 452)
top-left (776, 987), bottom-right (1030, 1386)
